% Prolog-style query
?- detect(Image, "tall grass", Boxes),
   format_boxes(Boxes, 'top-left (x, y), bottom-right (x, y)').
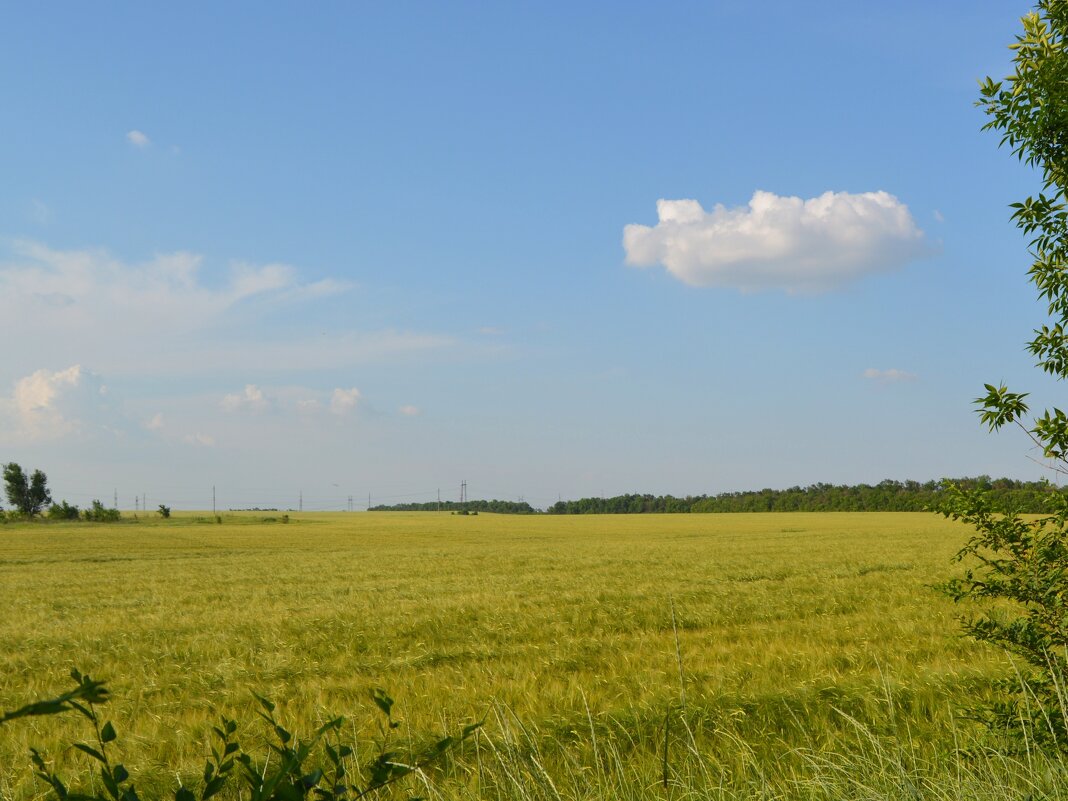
top-left (0, 512), bottom-right (1022, 799)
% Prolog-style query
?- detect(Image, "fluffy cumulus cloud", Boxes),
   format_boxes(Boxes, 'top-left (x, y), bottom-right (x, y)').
top-left (623, 190), bottom-right (930, 292)
top-left (0, 365), bottom-right (114, 441)
top-left (222, 384), bottom-right (269, 412)
top-left (863, 368), bottom-right (917, 383)
top-left (330, 388), bottom-right (361, 415)
top-left (126, 130), bottom-right (150, 148)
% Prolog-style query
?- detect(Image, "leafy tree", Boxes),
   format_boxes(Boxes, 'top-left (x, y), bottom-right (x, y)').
top-left (83, 500), bottom-right (121, 522)
top-left (941, 2), bottom-right (1068, 748)
top-left (158, 504), bottom-right (171, 518)
top-left (47, 501), bottom-right (80, 521)
top-left (3, 463), bottom-right (52, 518)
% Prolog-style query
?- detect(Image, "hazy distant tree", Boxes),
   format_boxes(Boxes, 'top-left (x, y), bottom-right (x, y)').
top-left (3, 463), bottom-right (52, 518)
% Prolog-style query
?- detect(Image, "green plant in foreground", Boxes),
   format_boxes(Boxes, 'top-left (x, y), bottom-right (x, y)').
top-left (941, 483), bottom-right (1068, 746)
top-left (0, 670), bottom-right (480, 801)
top-left (943, 0), bottom-right (1068, 751)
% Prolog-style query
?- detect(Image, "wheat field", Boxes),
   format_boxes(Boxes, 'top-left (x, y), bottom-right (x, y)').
top-left (0, 512), bottom-right (1028, 799)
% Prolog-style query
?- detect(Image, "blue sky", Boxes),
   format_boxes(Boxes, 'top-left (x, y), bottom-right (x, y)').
top-left (0, 1), bottom-right (1058, 510)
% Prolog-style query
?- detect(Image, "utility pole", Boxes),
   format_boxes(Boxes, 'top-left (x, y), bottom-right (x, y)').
top-left (299, 491), bottom-right (303, 513)
top-left (212, 485), bottom-right (216, 516)
top-left (367, 492), bottom-right (371, 511)
top-left (114, 489), bottom-right (118, 509)
top-left (437, 488), bottom-right (441, 512)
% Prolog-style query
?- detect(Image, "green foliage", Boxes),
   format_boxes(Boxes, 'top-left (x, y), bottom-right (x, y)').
top-left (158, 504), bottom-right (171, 519)
top-left (371, 498), bottom-right (535, 514)
top-left (48, 501), bottom-right (81, 521)
top-left (943, 0), bottom-right (1068, 751)
top-left (3, 462), bottom-right (52, 518)
top-left (1, 670), bottom-right (480, 801)
top-left (83, 500), bottom-right (122, 522)
top-left (940, 483), bottom-right (1068, 745)
top-left (548, 478), bottom-right (1058, 514)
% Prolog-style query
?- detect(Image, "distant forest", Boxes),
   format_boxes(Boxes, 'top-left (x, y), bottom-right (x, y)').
top-left (370, 499), bottom-right (537, 514)
top-left (370, 477), bottom-right (1062, 514)
top-left (549, 477), bottom-right (1060, 514)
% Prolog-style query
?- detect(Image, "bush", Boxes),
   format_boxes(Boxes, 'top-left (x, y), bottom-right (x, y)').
top-left (48, 501), bottom-right (81, 520)
top-left (158, 504), bottom-right (171, 518)
top-left (946, 1), bottom-right (1068, 751)
top-left (83, 500), bottom-right (121, 522)
top-left (941, 483), bottom-right (1068, 746)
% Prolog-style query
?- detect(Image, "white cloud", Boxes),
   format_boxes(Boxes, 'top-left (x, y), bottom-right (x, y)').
top-left (862, 368), bottom-right (917, 383)
top-left (330, 388), bottom-right (361, 415)
top-left (145, 412), bottom-right (164, 430)
top-left (399, 404), bottom-right (421, 416)
top-left (623, 190), bottom-right (930, 292)
top-left (0, 365), bottom-right (120, 442)
top-left (0, 241), bottom-right (432, 378)
top-left (127, 130), bottom-right (150, 148)
top-left (29, 199), bottom-right (52, 225)
top-left (183, 432), bottom-right (215, 447)
top-left (221, 384), bottom-right (269, 412)
top-left (296, 398), bottom-right (322, 414)
top-left (12, 365), bottom-right (84, 437)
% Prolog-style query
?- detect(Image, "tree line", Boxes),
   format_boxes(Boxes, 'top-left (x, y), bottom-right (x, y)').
top-left (1, 462), bottom-right (125, 522)
top-left (370, 499), bottom-right (536, 514)
top-left (546, 477), bottom-right (1061, 514)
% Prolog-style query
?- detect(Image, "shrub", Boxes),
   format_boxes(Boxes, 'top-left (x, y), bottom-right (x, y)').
top-left (944, 1), bottom-right (1068, 750)
top-left (83, 500), bottom-right (121, 522)
top-left (48, 501), bottom-right (81, 520)
top-left (158, 504), bottom-right (171, 519)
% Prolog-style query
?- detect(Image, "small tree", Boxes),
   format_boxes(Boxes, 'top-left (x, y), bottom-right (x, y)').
top-left (47, 501), bottom-right (80, 521)
top-left (158, 504), bottom-right (171, 519)
top-left (3, 463), bottom-right (52, 518)
top-left (83, 500), bottom-right (121, 522)
top-left (943, 2), bottom-right (1068, 748)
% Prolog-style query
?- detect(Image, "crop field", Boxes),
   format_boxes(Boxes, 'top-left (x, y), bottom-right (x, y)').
top-left (0, 512), bottom-right (1035, 799)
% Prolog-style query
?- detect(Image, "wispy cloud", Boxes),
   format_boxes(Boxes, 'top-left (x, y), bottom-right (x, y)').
top-left (221, 384), bottom-right (269, 412)
top-left (126, 130), bottom-right (150, 148)
top-left (29, 199), bottom-right (52, 225)
top-left (330, 388), bottom-right (361, 415)
top-left (624, 190), bottom-right (930, 293)
top-left (862, 368), bottom-right (917, 384)
top-left (0, 240), bottom-right (451, 378)
top-left (398, 404), bottom-right (421, 416)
